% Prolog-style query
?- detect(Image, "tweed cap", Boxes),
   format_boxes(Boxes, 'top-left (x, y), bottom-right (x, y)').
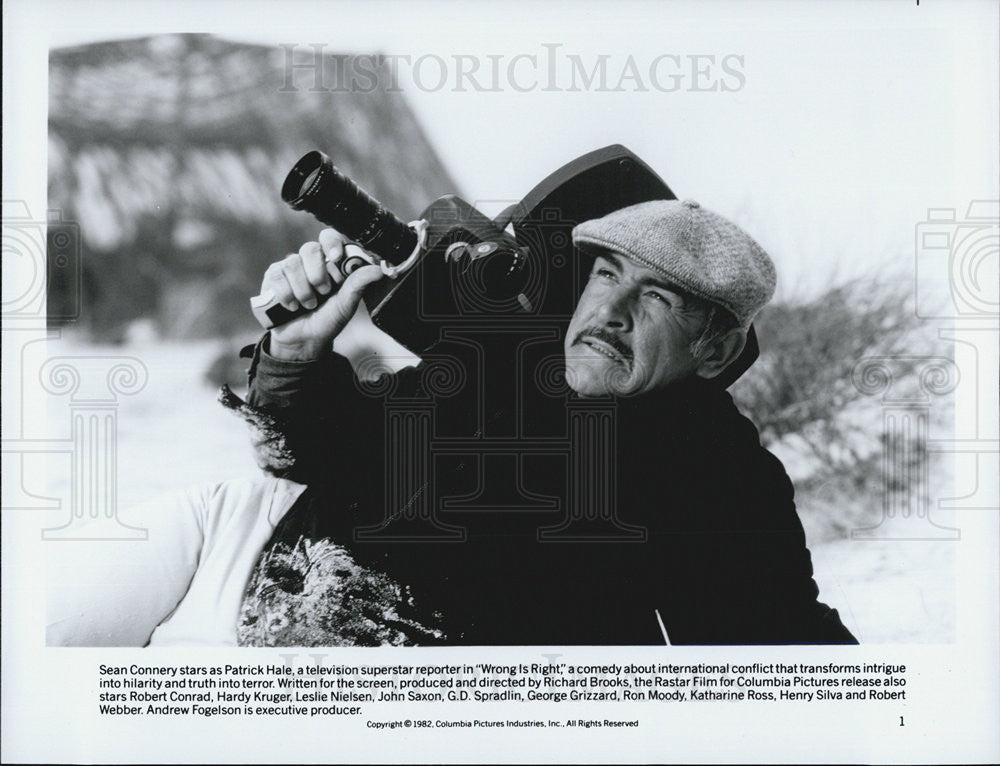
top-left (572, 199), bottom-right (776, 328)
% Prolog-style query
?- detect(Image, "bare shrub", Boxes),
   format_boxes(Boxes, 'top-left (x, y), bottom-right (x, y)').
top-left (730, 275), bottom-right (947, 539)
top-left (733, 276), bottom-right (933, 464)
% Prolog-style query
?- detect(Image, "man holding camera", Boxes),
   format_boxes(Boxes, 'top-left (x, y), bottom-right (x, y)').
top-left (236, 198), bottom-right (857, 646)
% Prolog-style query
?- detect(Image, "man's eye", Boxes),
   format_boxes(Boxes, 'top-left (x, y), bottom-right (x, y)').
top-left (592, 268), bottom-right (616, 281)
top-left (645, 290), bottom-right (671, 306)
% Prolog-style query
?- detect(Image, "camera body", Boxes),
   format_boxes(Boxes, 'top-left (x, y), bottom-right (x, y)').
top-left (363, 194), bottom-right (536, 353)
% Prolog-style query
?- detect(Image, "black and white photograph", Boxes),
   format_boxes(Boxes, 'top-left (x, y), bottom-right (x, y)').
top-left (3, 0), bottom-right (998, 763)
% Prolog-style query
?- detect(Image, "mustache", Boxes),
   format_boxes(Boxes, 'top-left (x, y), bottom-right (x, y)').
top-left (573, 327), bottom-right (634, 367)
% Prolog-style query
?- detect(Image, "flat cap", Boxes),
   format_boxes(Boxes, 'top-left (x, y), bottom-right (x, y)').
top-left (572, 199), bottom-right (776, 328)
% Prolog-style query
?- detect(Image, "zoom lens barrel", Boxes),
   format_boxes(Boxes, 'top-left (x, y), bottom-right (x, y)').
top-left (281, 151), bottom-right (418, 264)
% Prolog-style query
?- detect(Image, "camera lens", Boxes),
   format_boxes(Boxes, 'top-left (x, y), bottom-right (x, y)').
top-left (282, 151), bottom-right (325, 203)
top-left (300, 167), bottom-right (321, 197)
top-left (282, 151), bottom-right (417, 265)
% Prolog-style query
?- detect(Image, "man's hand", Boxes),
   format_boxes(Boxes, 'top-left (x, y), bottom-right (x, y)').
top-left (262, 228), bottom-right (385, 361)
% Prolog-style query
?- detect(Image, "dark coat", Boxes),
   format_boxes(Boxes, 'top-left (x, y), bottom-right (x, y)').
top-left (231, 336), bottom-right (856, 646)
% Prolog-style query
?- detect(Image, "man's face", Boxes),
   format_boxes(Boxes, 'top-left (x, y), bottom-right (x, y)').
top-left (564, 249), bottom-right (710, 397)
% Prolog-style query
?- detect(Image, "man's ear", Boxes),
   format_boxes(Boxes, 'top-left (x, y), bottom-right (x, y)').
top-left (695, 328), bottom-right (747, 380)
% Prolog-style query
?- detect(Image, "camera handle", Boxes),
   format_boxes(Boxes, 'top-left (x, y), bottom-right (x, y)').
top-left (250, 219), bottom-right (429, 330)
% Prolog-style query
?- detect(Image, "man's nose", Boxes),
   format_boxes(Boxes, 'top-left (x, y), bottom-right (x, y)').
top-left (595, 288), bottom-right (633, 330)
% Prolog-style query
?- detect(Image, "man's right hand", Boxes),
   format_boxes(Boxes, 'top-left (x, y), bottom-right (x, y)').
top-left (261, 228), bottom-right (385, 361)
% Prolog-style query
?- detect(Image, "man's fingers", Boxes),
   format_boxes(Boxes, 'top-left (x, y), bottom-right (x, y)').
top-left (337, 264), bottom-right (385, 306)
top-left (263, 259), bottom-right (300, 311)
top-left (258, 230), bottom-right (379, 343)
top-left (310, 264), bottom-right (382, 329)
top-left (281, 252), bottom-right (320, 310)
top-left (299, 241), bottom-right (333, 295)
top-left (318, 228), bottom-right (347, 256)
top-left (318, 229), bottom-right (348, 284)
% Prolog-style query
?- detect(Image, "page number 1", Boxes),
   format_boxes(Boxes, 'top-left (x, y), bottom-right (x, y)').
top-left (899, 716), bottom-right (905, 726)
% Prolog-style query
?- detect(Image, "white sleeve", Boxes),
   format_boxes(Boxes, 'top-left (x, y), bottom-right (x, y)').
top-left (45, 483), bottom-right (209, 647)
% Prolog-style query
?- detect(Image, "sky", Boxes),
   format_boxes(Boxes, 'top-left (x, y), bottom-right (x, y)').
top-left (15, 0), bottom-right (999, 300)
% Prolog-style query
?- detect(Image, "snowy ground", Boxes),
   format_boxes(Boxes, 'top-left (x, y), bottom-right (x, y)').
top-left (39, 335), bottom-right (955, 643)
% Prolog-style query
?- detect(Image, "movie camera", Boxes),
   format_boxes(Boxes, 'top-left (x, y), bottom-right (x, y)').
top-left (251, 145), bottom-right (757, 386)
